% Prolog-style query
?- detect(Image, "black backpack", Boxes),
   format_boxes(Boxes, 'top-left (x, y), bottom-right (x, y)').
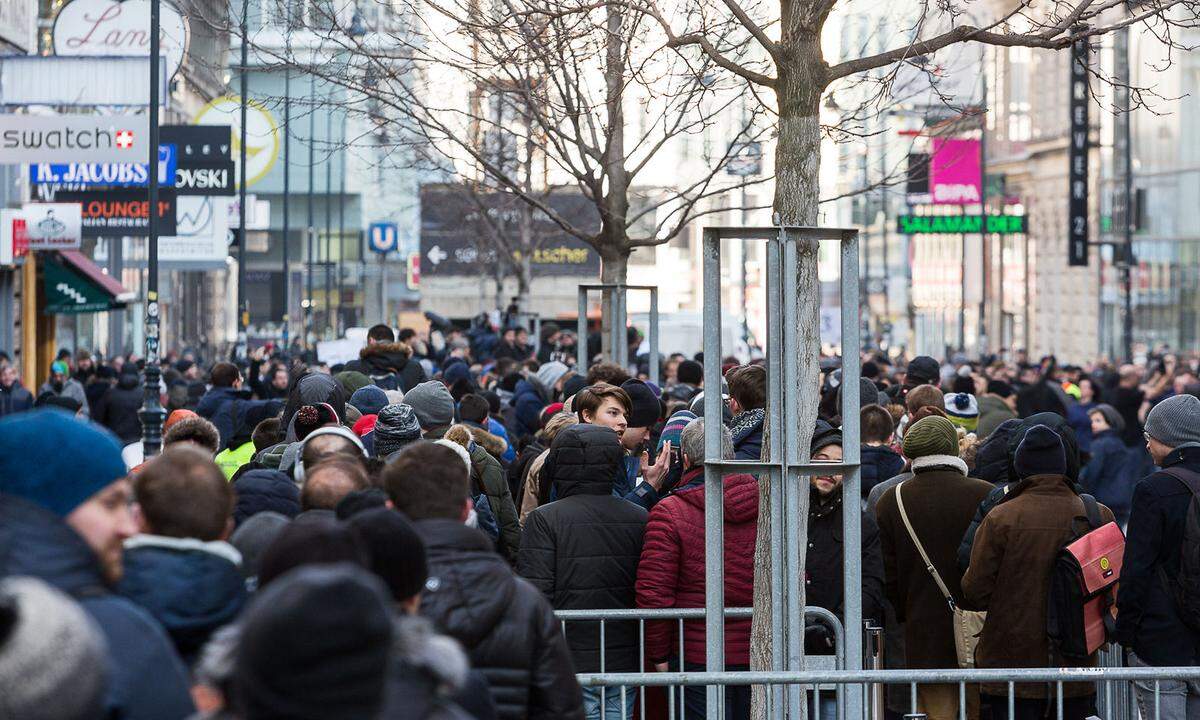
top-left (369, 373), bottom-right (399, 391)
top-left (1159, 467), bottom-right (1200, 632)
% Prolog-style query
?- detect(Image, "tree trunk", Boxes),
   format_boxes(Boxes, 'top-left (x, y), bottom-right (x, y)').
top-left (597, 246), bottom-right (629, 363)
top-left (751, 38), bottom-right (826, 720)
top-left (517, 249), bottom-right (533, 315)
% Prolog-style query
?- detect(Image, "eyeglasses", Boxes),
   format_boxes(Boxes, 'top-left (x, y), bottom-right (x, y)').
top-left (1144, 431), bottom-right (1153, 443)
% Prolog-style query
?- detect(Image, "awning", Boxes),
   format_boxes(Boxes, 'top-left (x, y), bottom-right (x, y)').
top-left (43, 250), bottom-right (135, 315)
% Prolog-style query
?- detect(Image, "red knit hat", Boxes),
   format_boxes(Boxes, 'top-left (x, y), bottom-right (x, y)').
top-left (353, 413), bottom-right (378, 437)
top-left (540, 402), bottom-right (565, 427)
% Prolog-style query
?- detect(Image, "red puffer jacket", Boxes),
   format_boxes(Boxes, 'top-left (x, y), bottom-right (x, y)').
top-left (635, 468), bottom-right (759, 665)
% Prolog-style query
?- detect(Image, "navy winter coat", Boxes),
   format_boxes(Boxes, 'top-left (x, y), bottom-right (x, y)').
top-left (233, 469), bottom-right (301, 526)
top-left (117, 537), bottom-right (248, 665)
top-left (861, 444), bottom-right (905, 499)
top-left (1079, 429), bottom-right (1133, 523)
top-left (0, 493), bottom-right (194, 720)
top-left (1115, 445), bottom-right (1200, 666)
top-left (512, 379), bottom-right (548, 439)
top-left (0, 381), bottom-right (33, 416)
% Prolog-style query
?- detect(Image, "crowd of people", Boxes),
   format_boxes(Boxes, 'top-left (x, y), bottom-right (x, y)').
top-left (1, 317), bottom-right (1199, 720)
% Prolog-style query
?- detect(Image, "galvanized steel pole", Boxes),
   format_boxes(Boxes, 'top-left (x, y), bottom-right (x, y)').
top-left (701, 229), bottom-right (725, 718)
top-left (140, 0), bottom-right (165, 459)
top-left (237, 0), bottom-right (249, 356)
top-left (840, 230), bottom-right (864, 720)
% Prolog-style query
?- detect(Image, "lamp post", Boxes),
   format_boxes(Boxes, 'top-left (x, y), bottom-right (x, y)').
top-left (237, 0), bottom-right (249, 358)
top-left (281, 0), bottom-right (291, 353)
top-left (140, 0), bottom-right (165, 458)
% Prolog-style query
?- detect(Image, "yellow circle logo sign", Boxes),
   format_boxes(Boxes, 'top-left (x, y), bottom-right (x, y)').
top-left (194, 96), bottom-right (279, 188)
top-left (1099, 557), bottom-right (1110, 571)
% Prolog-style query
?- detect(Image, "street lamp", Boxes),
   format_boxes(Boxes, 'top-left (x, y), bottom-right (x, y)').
top-left (141, 0), bottom-right (165, 458)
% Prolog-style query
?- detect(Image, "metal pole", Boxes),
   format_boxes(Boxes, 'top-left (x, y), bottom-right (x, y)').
top-left (577, 288), bottom-right (588, 374)
top-left (1119, 27), bottom-right (1135, 362)
top-left (306, 72), bottom-right (315, 348)
top-left (281, 5), bottom-right (291, 352)
top-left (978, 65), bottom-right (989, 355)
top-left (701, 229), bottom-right (725, 718)
top-left (140, 0), bottom-right (165, 458)
top-left (764, 232), bottom-right (786, 715)
top-left (648, 288), bottom-right (659, 386)
top-left (379, 252), bottom-right (387, 325)
top-left (237, 0), bottom-right (249, 357)
top-left (841, 229), bottom-right (865, 720)
top-left (324, 109), bottom-right (332, 337)
top-left (782, 229), bottom-right (804, 717)
top-left (959, 231), bottom-right (967, 353)
top-left (337, 111), bottom-right (346, 335)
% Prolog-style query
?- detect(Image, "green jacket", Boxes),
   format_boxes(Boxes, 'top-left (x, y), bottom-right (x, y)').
top-left (215, 440), bottom-right (257, 481)
top-left (469, 443), bottom-right (520, 559)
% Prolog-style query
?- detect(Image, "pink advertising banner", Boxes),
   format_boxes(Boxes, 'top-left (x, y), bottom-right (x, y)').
top-left (930, 138), bottom-right (981, 205)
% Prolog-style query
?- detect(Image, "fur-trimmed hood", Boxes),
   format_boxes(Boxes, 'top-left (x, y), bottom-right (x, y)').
top-left (393, 615), bottom-right (469, 692)
top-left (464, 422), bottom-right (508, 459)
top-left (360, 341), bottom-right (414, 362)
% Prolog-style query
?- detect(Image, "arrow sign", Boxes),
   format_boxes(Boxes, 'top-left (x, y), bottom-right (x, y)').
top-left (426, 244), bottom-right (448, 266)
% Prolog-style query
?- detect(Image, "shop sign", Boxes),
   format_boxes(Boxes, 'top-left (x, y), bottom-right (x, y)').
top-left (21, 203), bottom-right (82, 249)
top-left (56, 189), bottom-right (177, 237)
top-left (30, 143), bottom-right (177, 188)
top-left (896, 214), bottom-right (1026, 236)
top-left (0, 114), bottom-right (148, 164)
top-left (53, 0), bottom-right (190, 79)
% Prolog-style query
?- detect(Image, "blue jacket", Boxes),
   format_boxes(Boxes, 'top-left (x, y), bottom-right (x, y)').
top-left (1067, 401), bottom-right (1098, 454)
top-left (0, 494), bottom-right (194, 720)
top-left (1116, 445), bottom-right (1200, 665)
top-left (1079, 429), bottom-right (1134, 521)
top-left (861, 444), bottom-right (905, 499)
top-left (488, 416), bottom-right (517, 464)
top-left (512, 379), bottom-right (548, 439)
top-left (196, 386), bottom-right (279, 452)
top-left (117, 537), bottom-right (248, 665)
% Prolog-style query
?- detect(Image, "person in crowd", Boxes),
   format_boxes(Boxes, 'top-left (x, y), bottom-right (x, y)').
top-left (943, 392), bottom-right (979, 434)
top-left (874, 416), bottom-right (993, 720)
top-left (963, 426), bottom-right (1114, 720)
top-left (199, 362), bottom-right (280, 450)
top-left (369, 402), bottom-right (424, 459)
top-left (0, 363), bottom-right (34, 416)
top-left (460, 392), bottom-right (515, 463)
top-left (1116, 394), bottom-right (1200, 717)
top-left (519, 411), bottom-right (580, 523)
top-left (94, 364), bottom-right (144, 444)
top-left (157, 414), bottom-right (222, 460)
top-left (0, 410), bottom-right (194, 719)
top-left (229, 563), bottom-right (395, 720)
top-left (39, 360), bottom-right (90, 417)
top-left (404, 380), bottom-right (458, 440)
top-left (514, 361), bottom-right (571, 439)
top-left (1015, 357), bottom-right (1068, 418)
top-left (343, 323), bottom-right (429, 392)
top-left (300, 457), bottom-right (371, 517)
top-left (87, 365), bottom-right (118, 411)
top-left (585, 361), bottom-right (631, 388)
top-left (1078, 404), bottom-right (1132, 526)
top-left (117, 445), bottom-right (246, 665)
top-left (976, 380), bottom-right (1017, 440)
top-left (518, 423), bottom-right (647, 720)
top-left (727, 364), bottom-right (766, 461)
top-left (860, 404), bottom-right (904, 500)
top-left (233, 469), bottom-right (301, 527)
top-left (0, 575), bottom-right (111, 720)
top-left (1066, 376), bottom-right (1102, 454)
top-left (637, 419), bottom-right (757, 720)
top-left (336, 370), bottom-right (373, 400)
top-left (666, 359), bottom-right (704, 403)
top-left (245, 348), bottom-right (290, 400)
top-left (885, 355), bottom-right (940, 405)
top-left (347, 507), bottom-right (498, 720)
top-left (1111, 365), bottom-right (1148, 447)
top-left (807, 419), bottom-right (886, 655)
top-left (616, 379), bottom-right (669, 500)
top-left (212, 400), bottom-right (283, 478)
top-left (384, 442), bottom-right (583, 719)
top-left (444, 423), bottom-right (522, 560)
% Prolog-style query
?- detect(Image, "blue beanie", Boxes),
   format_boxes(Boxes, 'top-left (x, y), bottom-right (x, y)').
top-left (0, 410), bottom-right (127, 517)
top-left (349, 386), bottom-right (389, 416)
top-left (442, 361), bottom-right (471, 387)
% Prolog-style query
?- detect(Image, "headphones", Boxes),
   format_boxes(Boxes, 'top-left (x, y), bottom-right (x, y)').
top-left (294, 425), bottom-right (369, 483)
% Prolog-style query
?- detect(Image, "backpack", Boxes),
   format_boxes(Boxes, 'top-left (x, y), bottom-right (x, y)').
top-left (1046, 494), bottom-right (1125, 664)
top-left (1158, 467), bottom-right (1200, 632)
top-left (369, 373), bottom-right (399, 391)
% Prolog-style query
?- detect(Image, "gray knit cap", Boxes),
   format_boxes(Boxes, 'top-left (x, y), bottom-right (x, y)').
top-left (0, 577), bottom-right (108, 720)
top-left (1145, 394), bottom-right (1200, 448)
top-left (402, 381), bottom-right (455, 429)
top-left (374, 403), bottom-right (423, 458)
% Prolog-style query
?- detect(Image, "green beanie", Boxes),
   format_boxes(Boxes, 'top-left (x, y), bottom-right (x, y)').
top-left (903, 416), bottom-right (959, 460)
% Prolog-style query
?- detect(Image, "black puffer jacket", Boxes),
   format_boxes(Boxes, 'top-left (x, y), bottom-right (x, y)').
top-left (517, 424), bottom-right (648, 673)
top-left (345, 341), bottom-right (428, 393)
top-left (416, 519), bottom-right (583, 720)
top-left (96, 371), bottom-right (144, 444)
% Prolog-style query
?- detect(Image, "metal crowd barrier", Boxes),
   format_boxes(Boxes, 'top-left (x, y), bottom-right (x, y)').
top-left (555, 606), bottom-right (846, 720)
top-left (576, 283), bottom-right (659, 385)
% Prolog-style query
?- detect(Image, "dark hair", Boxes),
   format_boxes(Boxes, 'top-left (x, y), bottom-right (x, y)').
top-left (397, 328), bottom-right (416, 343)
top-left (575, 382), bottom-right (632, 422)
top-left (301, 458), bottom-right (370, 511)
top-left (586, 362), bottom-right (630, 387)
top-left (210, 362), bottom-right (241, 388)
top-left (383, 442), bottom-right (470, 521)
top-left (985, 380), bottom-right (1014, 398)
top-left (860, 404), bottom-right (896, 444)
top-left (367, 324), bottom-right (395, 343)
top-left (676, 360), bottom-right (704, 385)
top-left (951, 375), bottom-right (975, 395)
top-left (335, 488), bottom-right (389, 520)
top-left (458, 393), bottom-right (490, 424)
top-left (252, 417), bottom-right (283, 451)
top-left (162, 416), bottom-right (221, 455)
top-left (727, 364), bottom-right (767, 411)
top-left (134, 445), bottom-right (233, 541)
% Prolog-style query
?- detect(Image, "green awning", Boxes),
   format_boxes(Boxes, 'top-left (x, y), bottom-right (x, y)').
top-left (43, 251), bottom-right (133, 315)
